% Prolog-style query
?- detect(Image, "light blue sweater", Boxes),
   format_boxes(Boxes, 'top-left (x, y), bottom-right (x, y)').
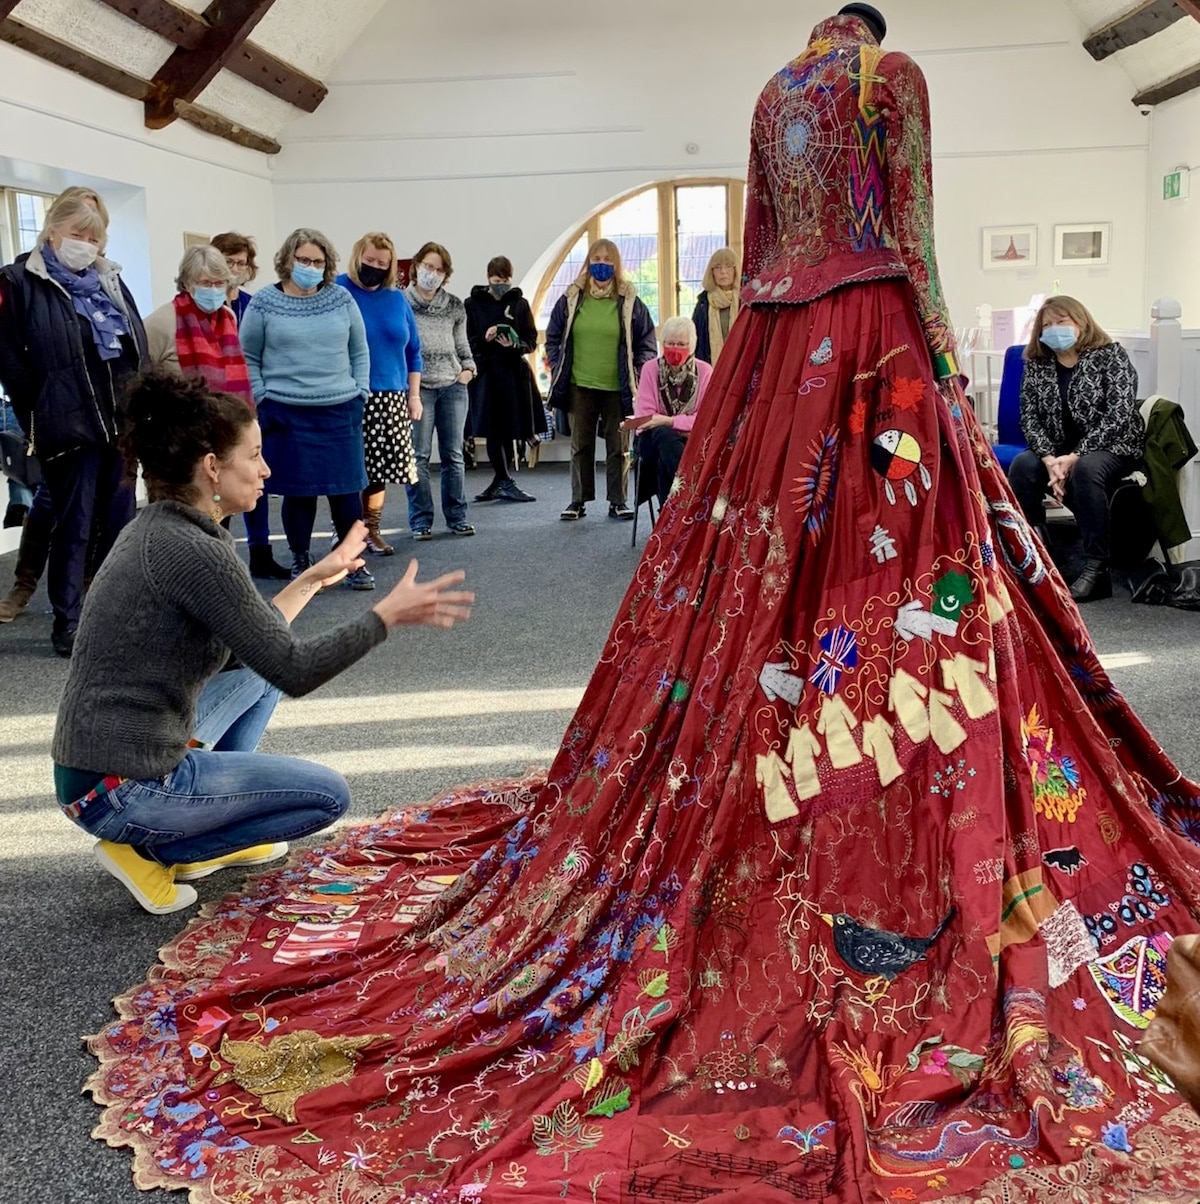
top-left (240, 283), bottom-right (370, 406)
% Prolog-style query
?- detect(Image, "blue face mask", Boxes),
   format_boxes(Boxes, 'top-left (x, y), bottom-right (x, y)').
top-left (291, 263), bottom-right (324, 290)
top-left (192, 286), bottom-right (227, 314)
top-left (1039, 324), bottom-right (1078, 353)
top-left (589, 262), bottom-right (615, 283)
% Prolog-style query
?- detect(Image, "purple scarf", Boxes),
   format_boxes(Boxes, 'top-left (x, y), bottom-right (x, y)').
top-left (41, 243), bottom-right (131, 362)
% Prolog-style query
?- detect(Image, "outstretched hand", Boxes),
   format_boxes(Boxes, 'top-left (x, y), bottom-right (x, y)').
top-left (373, 559), bottom-right (474, 630)
top-left (309, 521), bottom-right (369, 588)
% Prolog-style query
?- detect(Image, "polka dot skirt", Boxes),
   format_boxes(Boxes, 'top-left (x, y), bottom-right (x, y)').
top-left (364, 390), bottom-right (418, 485)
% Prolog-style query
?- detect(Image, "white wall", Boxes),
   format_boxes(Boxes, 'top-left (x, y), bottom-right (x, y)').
top-left (272, 0), bottom-right (1151, 333)
top-left (1146, 89), bottom-right (1200, 323)
top-left (0, 44), bottom-right (276, 314)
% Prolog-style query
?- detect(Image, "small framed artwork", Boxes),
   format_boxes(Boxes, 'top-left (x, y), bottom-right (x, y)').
top-left (1054, 223), bottom-right (1111, 267)
top-left (182, 231), bottom-right (209, 250)
top-left (981, 226), bottom-right (1038, 270)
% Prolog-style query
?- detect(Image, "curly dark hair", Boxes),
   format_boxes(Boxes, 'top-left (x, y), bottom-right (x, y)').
top-left (121, 370), bottom-right (255, 503)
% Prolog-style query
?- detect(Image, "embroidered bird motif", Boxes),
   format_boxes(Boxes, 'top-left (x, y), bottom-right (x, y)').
top-left (822, 907), bottom-right (955, 999)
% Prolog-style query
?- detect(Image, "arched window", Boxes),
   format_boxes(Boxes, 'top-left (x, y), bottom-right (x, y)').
top-left (533, 177), bottom-right (745, 332)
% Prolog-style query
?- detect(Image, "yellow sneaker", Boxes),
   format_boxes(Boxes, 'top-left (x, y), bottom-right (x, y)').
top-left (175, 842), bottom-right (289, 882)
top-left (93, 840), bottom-right (198, 915)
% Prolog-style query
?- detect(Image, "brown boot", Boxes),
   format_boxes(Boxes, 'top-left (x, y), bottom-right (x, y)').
top-left (362, 490), bottom-right (394, 556)
top-left (0, 506), bottom-right (51, 622)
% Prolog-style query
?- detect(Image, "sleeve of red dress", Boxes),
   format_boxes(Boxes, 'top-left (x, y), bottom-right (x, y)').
top-left (880, 52), bottom-right (958, 379)
top-left (741, 107), bottom-right (777, 286)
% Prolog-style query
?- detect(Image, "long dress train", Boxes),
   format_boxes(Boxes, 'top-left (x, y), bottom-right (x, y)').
top-left (85, 17), bottom-right (1200, 1204)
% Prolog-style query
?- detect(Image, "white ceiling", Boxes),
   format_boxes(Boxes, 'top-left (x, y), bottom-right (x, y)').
top-left (5, 0), bottom-right (1200, 149)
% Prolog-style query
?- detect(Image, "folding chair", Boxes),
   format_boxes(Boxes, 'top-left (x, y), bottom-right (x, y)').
top-left (630, 434), bottom-right (658, 548)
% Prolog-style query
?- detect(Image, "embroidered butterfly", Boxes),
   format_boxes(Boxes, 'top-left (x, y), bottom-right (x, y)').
top-left (810, 336), bottom-right (833, 365)
top-left (778, 1120), bottom-right (835, 1153)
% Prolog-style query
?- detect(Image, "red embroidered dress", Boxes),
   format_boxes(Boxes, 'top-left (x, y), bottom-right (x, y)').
top-left (88, 14), bottom-right (1200, 1204)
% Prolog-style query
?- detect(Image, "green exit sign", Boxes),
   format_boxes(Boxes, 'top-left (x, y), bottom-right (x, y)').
top-left (1164, 170), bottom-right (1189, 200)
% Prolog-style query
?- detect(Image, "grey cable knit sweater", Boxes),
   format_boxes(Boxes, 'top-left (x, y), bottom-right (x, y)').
top-left (52, 501), bottom-right (386, 779)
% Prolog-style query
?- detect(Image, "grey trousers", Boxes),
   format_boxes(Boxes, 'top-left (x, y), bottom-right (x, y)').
top-left (568, 383), bottom-right (628, 506)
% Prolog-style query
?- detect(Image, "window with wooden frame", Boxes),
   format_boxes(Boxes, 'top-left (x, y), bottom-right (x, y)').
top-left (0, 187), bottom-right (54, 266)
top-left (533, 178), bottom-right (745, 334)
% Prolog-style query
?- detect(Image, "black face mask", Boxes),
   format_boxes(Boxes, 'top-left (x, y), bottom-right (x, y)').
top-left (358, 264), bottom-right (389, 288)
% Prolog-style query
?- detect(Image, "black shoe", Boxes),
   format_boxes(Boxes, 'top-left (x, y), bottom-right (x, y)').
top-left (51, 625), bottom-right (76, 658)
top-left (609, 503), bottom-right (634, 521)
top-left (496, 479), bottom-right (536, 503)
top-left (2, 503), bottom-right (28, 529)
top-left (290, 551), bottom-right (314, 579)
top-left (449, 521), bottom-right (476, 537)
top-left (560, 502), bottom-right (586, 521)
top-left (249, 546), bottom-right (291, 579)
top-left (412, 528), bottom-right (433, 541)
top-left (474, 479), bottom-right (502, 502)
top-left (1069, 560), bottom-right (1112, 603)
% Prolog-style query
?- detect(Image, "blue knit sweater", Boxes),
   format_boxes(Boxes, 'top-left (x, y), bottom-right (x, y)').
top-left (240, 283), bottom-right (370, 406)
top-left (337, 274), bottom-right (423, 392)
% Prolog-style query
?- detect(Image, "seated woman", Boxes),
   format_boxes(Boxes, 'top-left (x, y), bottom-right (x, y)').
top-left (52, 371), bottom-right (473, 916)
top-left (625, 316), bottom-right (713, 506)
top-left (1006, 295), bottom-right (1142, 603)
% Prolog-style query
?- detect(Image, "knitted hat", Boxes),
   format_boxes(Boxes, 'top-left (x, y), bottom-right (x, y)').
top-left (838, 3), bottom-right (887, 42)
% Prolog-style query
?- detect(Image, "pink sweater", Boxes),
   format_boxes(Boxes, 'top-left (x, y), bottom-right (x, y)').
top-left (633, 357), bottom-right (713, 432)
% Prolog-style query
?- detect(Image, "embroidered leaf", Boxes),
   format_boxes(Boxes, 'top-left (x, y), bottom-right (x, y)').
top-left (581, 1058), bottom-right (605, 1093)
top-left (531, 1100), bottom-right (603, 1169)
top-left (643, 1000), bottom-right (671, 1023)
top-left (905, 1034), bottom-right (944, 1071)
top-left (291, 1130), bottom-right (323, 1144)
top-left (585, 1085), bottom-right (631, 1118)
top-left (652, 924), bottom-right (678, 955)
top-left (638, 970), bottom-right (669, 999)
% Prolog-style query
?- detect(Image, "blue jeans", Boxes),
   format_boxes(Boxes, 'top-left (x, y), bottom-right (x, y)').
top-left (406, 382), bottom-right (468, 529)
top-left (2, 402), bottom-right (33, 509)
top-left (73, 668), bottom-right (350, 865)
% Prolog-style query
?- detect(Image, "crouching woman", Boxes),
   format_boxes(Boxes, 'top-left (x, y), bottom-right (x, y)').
top-left (51, 370), bottom-right (473, 915)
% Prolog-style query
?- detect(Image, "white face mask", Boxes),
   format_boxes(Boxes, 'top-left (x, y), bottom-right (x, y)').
top-left (416, 267), bottom-right (444, 292)
top-left (56, 237), bottom-right (100, 271)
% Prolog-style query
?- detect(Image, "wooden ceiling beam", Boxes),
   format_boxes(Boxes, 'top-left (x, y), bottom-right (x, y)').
top-left (0, 18), bottom-right (149, 100)
top-left (144, 0), bottom-right (277, 129)
top-left (0, 0), bottom-right (24, 19)
top-left (1132, 63), bottom-right (1200, 106)
top-left (1175, 0), bottom-right (1200, 21)
top-left (98, 0), bottom-right (325, 111)
top-left (173, 98), bottom-right (280, 153)
top-left (1084, 0), bottom-right (1186, 60)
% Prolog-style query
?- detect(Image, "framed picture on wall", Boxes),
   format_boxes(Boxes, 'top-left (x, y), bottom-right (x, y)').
top-left (1054, 223), bottom-right (1111, 267)
top-left (981, 225), bottom-right (1038, 270)
top-left (182, 231), bottom-right (209, 249)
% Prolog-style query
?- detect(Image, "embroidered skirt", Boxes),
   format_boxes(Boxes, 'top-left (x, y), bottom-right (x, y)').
top-left (363, 390), bottom-right (417, 485)
top-left (258, 396), bottom-right (367, 496)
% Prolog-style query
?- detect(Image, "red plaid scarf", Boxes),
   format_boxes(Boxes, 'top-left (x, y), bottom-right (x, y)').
top-left (173, 293), bottom-right (253, 402)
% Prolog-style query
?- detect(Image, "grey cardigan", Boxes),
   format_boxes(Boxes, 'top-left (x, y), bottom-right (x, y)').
top-left (53, 501), bottom-right (385, 778)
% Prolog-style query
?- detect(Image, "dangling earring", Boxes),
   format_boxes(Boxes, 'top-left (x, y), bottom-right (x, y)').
top-left (211, 492), bottom-right (222, 522)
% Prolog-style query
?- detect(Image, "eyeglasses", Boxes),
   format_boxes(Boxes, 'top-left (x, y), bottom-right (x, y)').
top-left (225, 257), bottom-right (249, 269)
top-left (295, 255), bottom-right (326, 268)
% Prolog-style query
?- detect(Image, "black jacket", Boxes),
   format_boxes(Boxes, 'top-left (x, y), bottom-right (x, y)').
top-left (0, 249), bottom-right (147, 461)
top-left (464, 286), bottom-right (541, 443)
top-left (1018, 342), bottom-right (1142, 460)
top-left (544, 281), bottom-right (658, 414)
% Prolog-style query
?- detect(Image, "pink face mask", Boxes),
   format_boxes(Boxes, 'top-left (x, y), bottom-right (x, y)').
top-left (663, 346), bottom-right (690, 368)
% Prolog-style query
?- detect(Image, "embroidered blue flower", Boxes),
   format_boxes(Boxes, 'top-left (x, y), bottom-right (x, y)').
top-left (1101, 1121), bottom-right (1133, 1154)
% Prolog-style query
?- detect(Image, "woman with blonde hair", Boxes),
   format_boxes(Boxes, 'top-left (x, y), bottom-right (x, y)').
top-left (691, 246), bottom-right (740, 364)
top-left (338, 232), bottom-right (422, 555)
top-left (240, 228), bottom-right (374, 588)
top-left (0, 187), bottom-right (147, 656)
top-left (544, 237), bottom-right (657, 520)
top-left (1007, 294), bottom-right (1142, 602)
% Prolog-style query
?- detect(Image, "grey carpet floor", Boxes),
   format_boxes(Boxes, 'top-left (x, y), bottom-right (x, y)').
top-left (0, 463), bottom-right (1197, 1203)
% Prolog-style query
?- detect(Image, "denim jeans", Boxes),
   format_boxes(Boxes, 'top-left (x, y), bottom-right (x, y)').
top-left (73, 668), bottom-right (350, 865)
top-left (406, 382), bottom-right (469, 530)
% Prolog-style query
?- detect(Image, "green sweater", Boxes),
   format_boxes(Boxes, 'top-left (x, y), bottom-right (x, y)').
top-left (570, 296), bottom-right (621, 392)
top-left (53, 501), bottom-right (386, 780)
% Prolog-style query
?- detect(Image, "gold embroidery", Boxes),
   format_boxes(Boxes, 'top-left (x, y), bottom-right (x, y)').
top-left (213, 1029), bottom-right (379, 1122)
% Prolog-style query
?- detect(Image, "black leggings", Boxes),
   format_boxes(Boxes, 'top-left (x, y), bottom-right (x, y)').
top-left (487, 436), bottom-right (514, 481)
top-left (280, 493), bottom-right (363, 555)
